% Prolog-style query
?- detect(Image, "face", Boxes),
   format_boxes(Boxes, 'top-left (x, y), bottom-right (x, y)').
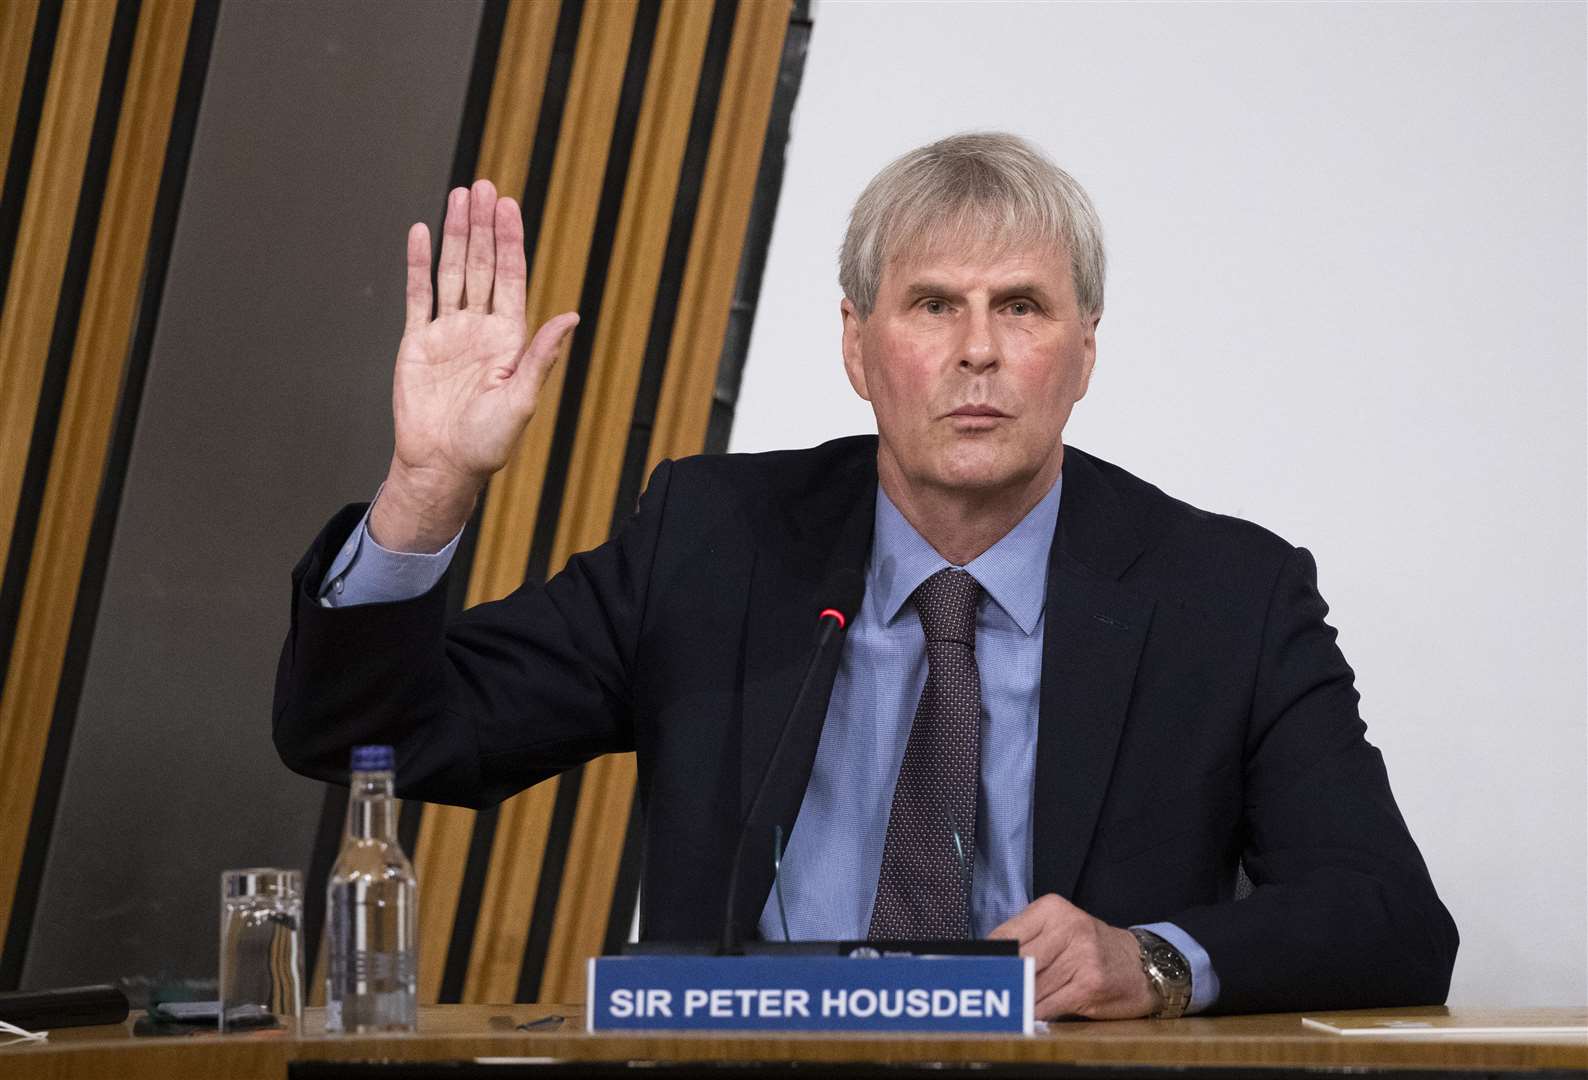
top-left (841, 239), bottom-right (1098, 507)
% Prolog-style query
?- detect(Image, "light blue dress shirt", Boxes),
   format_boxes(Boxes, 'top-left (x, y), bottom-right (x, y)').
top-left (322, 477), bottom-right (1219, 1012)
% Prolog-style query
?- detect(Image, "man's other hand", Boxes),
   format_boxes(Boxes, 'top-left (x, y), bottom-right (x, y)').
top-left (372, 179), bottom-right (579, 553)
top-left (989, 894), bottom-right (1157, 1020)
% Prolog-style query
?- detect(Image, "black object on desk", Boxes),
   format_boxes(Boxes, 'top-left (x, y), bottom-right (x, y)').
top-left (0, 983), bottom-right (129, 1029)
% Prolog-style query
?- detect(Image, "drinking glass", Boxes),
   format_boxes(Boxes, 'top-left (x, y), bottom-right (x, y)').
top-left (219, 867), bottom-right (303, 1032)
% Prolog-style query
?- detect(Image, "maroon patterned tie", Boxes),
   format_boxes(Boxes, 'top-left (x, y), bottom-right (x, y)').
top-left (868, 567), bottom-right (982, 940)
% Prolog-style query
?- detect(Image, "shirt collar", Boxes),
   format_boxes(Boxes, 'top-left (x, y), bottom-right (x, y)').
top-left (867, 472), bottom-right (1063, 636)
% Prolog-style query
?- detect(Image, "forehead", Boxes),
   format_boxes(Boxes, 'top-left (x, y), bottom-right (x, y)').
top-left (881, 230), bottom-right (1072, 296)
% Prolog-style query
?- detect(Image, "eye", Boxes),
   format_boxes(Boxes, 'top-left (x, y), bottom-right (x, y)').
top-left (1007, 300), bottom-right (1034, 316)
top-left (922, 299), bottom-right (948, 315)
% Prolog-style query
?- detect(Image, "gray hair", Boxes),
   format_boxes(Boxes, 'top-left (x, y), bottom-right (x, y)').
top-left (839, 132), bottom-right (1106, 320)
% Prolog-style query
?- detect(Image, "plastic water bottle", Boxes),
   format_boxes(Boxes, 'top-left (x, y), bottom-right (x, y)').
top-left (325, 745), bottom-right (418, 1033)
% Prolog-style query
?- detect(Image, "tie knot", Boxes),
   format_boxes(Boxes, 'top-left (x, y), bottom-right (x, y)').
top-left (910, 568), bottom-right (981, 646)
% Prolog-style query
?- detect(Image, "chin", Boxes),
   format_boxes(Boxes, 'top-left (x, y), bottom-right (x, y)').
top-left (926, 444), bottom-right (1059, 498)
top-left (930, 458), bottom-right (1027, 494)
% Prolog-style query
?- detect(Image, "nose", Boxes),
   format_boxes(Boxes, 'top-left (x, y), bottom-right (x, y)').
top-left (957, 306), bottom-right (999, 374)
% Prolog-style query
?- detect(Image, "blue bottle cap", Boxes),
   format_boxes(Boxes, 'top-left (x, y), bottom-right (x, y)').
top-left (350, 745), bottom-right (395, 772)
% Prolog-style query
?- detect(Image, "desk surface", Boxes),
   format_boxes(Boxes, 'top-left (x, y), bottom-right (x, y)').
top-left (3, 1004), bottom-right (1584, 1079)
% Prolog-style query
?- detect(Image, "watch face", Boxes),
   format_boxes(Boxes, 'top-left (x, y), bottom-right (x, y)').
top-left (1151, 944), bottom-right (1190, 984)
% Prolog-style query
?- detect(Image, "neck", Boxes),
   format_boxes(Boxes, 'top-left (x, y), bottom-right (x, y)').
top-left (346, 771), bottom-right (397, 842)
top-left (878, 448), bottom-right (1063, 566)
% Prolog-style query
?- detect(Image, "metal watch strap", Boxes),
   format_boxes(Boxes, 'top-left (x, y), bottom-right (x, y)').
top-left (1130, 928), bottom-right (1192, 1019)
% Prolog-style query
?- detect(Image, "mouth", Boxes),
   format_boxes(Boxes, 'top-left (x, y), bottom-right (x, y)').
top-left (943, 405), bottom-right (1011, 435)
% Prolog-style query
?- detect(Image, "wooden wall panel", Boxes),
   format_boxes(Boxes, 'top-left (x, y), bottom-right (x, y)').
top-left (537, 0), bottom-right (794, 1006)
top-left (0, 0), bottom-right (194, 926)
top-left (0, 0), bottom-right (804, 1002)
top-left (0, 0), bottom-right (115, 617)
top-left (474, 0), bottom-right (559, 195)
top-left (646, 0), bottom-right (791, 474)
top-left (533, 0), bottom-right (716, 1004)
top-left (460, 0), bottom-right (641, 1005)
top-left (0, 0), bottom-right (42, 191)
top-left (0, 0), bottom-right (122, 946)
top-left (412, 0), bottom-right (564, 1007)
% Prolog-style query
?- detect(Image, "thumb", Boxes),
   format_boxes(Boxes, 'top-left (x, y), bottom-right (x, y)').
top-left (509, 311), bottom-right (579, 414)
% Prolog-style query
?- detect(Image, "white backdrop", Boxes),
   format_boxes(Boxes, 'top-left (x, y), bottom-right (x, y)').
top-left (731, 2), bottom-right (1586, 1007)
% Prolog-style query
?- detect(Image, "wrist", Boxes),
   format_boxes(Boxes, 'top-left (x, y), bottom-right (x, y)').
top-left (370, 461), bottom-right (479, 553)
top-left (1130, 928), bottom-right (1192, 1019)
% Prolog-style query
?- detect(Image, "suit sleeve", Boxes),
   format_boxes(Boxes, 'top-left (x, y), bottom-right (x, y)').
top-left (272, 460), bottom-right (673, 809)
top-left (1169, 546), bottom-right (1458, 1014)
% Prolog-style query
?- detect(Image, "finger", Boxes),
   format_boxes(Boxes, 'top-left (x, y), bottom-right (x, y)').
top-left (436, 187), bottom-right (469, 314)
top-left (1035, 950), bottom-right (1092, 1019)
top-left (990, 893), bottom-right (1078, 946)
top-left (404, 223), bottom-right (432, 333)
top-left (1035, 986), bottom-right (1076, 1022)
top-left (1034, 939), bottom-right (1080, 1001)
top-left (508, 312), bottom-right (580, 413)
top-left (464, 178), bottom-right (498, 313)
top-left (492, 196), bottom-right (527, 322)
top-left (988, 908), bottom-right (1042, 946)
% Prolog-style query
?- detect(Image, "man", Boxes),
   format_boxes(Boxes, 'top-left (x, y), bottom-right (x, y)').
top-left (275, 133), bottom-right (1457, 1018)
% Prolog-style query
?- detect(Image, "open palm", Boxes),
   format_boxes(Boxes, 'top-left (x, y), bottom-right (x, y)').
top-left (394, 180), bottom-right (577, 485)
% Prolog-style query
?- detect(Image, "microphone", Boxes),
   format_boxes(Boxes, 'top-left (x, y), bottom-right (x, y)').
top-left (717, 568), bottom-right (864, 955)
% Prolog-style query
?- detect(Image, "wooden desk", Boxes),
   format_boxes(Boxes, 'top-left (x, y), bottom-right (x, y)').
top-left (3, 1005), bottom-right (1583, 1079)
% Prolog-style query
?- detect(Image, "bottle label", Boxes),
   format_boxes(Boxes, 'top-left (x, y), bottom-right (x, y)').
top-left (330, 951), bottom-right (418, 982)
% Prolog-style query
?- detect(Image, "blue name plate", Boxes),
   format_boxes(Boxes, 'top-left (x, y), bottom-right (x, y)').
top-left (587, 954), bottom-right (1033, 1034)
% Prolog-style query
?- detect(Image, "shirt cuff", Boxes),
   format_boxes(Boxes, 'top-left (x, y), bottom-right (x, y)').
top-left (317, 495), bottom-right (463, 608)
top-left (1135, 921), bottom-right (1220, 1015)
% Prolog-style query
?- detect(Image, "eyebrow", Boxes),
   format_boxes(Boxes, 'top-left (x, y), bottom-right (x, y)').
top-left (901, 281), bottom-right (955, 303)
top-left (994, 282), bottom-right (1052, 302)
top-left (900, 281), bottom-right (1055, 304)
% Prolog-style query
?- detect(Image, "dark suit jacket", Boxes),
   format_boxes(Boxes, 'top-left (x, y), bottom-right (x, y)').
top-left (274, 436), bottom-right (1457, 1014)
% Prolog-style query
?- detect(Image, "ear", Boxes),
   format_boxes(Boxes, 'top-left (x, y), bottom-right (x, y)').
top-left (840, 298), bottom-right (871, 401)
top-left (1074, 310), bottom-right (1101, 401)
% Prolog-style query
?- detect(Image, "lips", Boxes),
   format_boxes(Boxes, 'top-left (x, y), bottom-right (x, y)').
top-left (947, 404), bottom-right (1010, 418)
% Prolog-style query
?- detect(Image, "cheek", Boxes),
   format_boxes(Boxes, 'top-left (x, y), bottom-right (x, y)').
top-left (1025, 341), bottom-right (1090, 404)
top-left (863, 343), bottom-right (936, 410)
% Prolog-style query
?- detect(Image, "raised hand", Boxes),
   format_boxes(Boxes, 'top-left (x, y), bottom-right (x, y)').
top-left (371, 180), bottom-right (578, 552)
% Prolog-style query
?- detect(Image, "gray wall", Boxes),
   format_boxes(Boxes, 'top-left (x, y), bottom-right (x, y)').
top-left (24, 0), bottom-right (483, 993)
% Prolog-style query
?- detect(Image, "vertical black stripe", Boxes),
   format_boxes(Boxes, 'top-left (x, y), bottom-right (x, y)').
top-left (0, 0), bottom-right (150, 990)
top-left (517, 0), bottom-right (584, 289)
top-left (601, 794), bottom-right (645, 954)
top-left (0, 0), bottom-right (66, 708)
top-left (610, 0), bottom-right (739, 534)
top-left (435, 0), bottom-right (587, 998)
top-left (433, 0), bottom-right (509, 623)
top-left (299, 783), bottom-right (347, 986)
top-left (509, 0), bottom-right (664, 1000)
top-left (703, 0), bottom-right (810, 456)
top-left (437, 804), bottom-right (499, 1002)
top-left (522, 0), bottom-right (662, 585)
top-left (514, 766), bottom-right (583, 1002)
top-left (0, 0), bottom-right (62, 343)
top-left (0, 1), bottom-right (64, 836)
top-left (446, 0), bottom-right (508, 197)
top-left (396, 794), bottom-right (424, 858)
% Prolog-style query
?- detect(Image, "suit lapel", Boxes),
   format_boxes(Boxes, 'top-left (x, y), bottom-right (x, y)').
top-left (735, 448), bottom-right (876, 934)
top-left (1033, 449), bottom-right (1155, 901)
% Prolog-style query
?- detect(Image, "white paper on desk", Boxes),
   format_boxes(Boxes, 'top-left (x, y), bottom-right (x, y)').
top-left (1302, 1017), bottom-right (1588, 1038)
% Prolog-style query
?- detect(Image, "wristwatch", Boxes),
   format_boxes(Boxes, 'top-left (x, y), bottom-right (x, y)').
top-left (1130, 928), bottom-right (1192, 1019)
